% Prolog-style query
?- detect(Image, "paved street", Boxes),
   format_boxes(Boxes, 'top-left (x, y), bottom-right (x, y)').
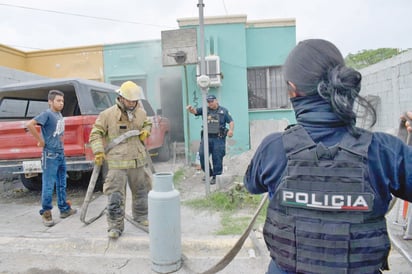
top-left (0, 158), bottom-right (411, 273)
top-left (386, 198), bottom-right (412, 271)
top-left (0, 176), bottom-right (270, 274)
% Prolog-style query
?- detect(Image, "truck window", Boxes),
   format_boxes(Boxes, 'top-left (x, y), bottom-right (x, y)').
top-left (140, 99), bottom-right (155, 116)
top-left (0, 98), bottom-right (48, 118)
top-left (28, 101), bottom-right (49, 117)
top-left (91, 90), bottom-right (116, 111)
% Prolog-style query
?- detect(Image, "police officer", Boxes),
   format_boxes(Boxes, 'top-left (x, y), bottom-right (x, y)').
top-left (187, 94), bottom-right (234, 184)
top-left (89, 81), bottom-right (152, 239)
top-left (244, 39), bottom-right (412, 273)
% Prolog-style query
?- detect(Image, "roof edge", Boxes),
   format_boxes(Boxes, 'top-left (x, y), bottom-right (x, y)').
top-left (177, 14), bottom-right (247, 27)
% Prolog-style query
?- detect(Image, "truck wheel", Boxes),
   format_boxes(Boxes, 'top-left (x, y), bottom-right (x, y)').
top-left (20, 174), bottom-right (42, 191)
top-left (67, 171), bottom-right (85, 188)
top-left (156, 133), bottom-right (171, 162)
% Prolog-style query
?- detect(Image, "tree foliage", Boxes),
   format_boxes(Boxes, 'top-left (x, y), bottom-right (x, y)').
top-left (345, 48), bottom-right (405, 70)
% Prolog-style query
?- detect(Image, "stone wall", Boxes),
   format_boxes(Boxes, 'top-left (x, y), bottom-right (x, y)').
top-left (359, 49), bottom-right (412, 134)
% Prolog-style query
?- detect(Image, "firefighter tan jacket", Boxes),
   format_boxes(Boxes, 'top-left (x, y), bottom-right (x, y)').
top-left (89, 99), bottom-right (152, 169)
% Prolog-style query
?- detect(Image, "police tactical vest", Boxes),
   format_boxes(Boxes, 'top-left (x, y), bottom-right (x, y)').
top-left (264, 125), bottom-right (390, 274)
top-left (207, 112), bottom-right (220, 134)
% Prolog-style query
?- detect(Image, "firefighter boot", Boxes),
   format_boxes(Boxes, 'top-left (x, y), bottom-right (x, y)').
top-left (108, 229), bottom-right (122, 239)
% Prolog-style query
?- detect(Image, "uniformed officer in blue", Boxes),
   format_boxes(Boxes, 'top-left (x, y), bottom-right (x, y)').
top-left (244, 39), bottom-right (412, 273)
top-left (187, 94), bottom-right (234, 184)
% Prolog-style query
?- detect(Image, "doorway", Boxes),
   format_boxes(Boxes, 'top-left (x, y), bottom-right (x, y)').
top-left (159, 77), bottom-right (184, 142)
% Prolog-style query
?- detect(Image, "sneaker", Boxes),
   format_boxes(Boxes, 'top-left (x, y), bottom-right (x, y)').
top-left (60, 208), bottom-right (77, 219)
top-left (108, 229), bottom-right (121, 239)
top-left (42, 210), bottom-right (55, 227)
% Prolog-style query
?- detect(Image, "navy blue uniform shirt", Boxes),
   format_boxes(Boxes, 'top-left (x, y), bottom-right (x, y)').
top-left (244, 95), bottom-right (412, 217)
top-left (195, 105), bottom-right (233, 130)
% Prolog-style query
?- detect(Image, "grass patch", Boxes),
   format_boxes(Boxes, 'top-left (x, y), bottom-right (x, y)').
top-left (184, 185), bottom-right (261, 211)
top-left (172, 168), bottom-right (185, 188)
top-left (219, 213), bottom-right (251, 235)
top-left (184, 184), bottom-right (268, 235)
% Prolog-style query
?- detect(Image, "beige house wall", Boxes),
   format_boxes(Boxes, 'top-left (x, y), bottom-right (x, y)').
top-left (26, 45), bottom-right (104, 81)
top-left (0, 45), bottom-right (27, 71)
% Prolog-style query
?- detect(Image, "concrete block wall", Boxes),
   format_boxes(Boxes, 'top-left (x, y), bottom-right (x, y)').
top-left (0, 66), bottom-right (47, 86)
top-left (359, 49), bottom-right (412, 133)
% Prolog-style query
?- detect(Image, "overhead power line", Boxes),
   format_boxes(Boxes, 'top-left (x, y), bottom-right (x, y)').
top-left (0, 3), bottom-right (172, 28)
top-left (222, 0), bottom-right (228, 15)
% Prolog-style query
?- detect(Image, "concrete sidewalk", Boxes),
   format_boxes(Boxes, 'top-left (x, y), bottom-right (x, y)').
top-left (0, 188), bottom-right (270, 274)
top-left (386, 198), bottom-right (412, 266)
top-left (0, 168), bottom-right (411, 273)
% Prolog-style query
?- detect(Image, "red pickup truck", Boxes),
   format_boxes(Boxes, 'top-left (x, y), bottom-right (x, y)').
top-left (0, 78), bottom-right (171, 190)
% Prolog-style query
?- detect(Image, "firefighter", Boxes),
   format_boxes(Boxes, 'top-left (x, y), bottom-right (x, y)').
top-left (244, 39), bottom-right (412, 273)
top-left (186, 94), bottom-right (234, 184)
top-left (89, 81), bottom-right (152, 239)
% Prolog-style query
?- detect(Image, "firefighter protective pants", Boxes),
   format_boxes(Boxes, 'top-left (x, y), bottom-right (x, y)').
top-left (103, 166), bottom-right (151, 232)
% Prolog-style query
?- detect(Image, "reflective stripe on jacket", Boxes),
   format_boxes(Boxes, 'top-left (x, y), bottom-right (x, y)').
top-left (89, 100), bottom-right (152, 169)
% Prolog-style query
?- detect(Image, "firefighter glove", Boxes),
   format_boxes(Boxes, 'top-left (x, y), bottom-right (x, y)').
top-left (95, 152), bottom-right (105, 166)
top-left (139, 130), bottom-right (150, 141)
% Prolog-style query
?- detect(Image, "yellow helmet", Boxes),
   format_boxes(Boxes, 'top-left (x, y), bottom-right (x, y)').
top-left (117, 81), bottom-right (143, 101)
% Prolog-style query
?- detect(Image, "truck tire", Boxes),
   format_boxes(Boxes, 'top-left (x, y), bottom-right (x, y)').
top-left (20, 174), bottom-right (42, 191)
top-left (156, 133), bottom-right (171, 162)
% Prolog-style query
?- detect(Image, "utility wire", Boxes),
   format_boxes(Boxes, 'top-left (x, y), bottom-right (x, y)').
top-left (0, 3), bottom-right (172, 28)
top-left (221, 0), bottom-right (228, 15)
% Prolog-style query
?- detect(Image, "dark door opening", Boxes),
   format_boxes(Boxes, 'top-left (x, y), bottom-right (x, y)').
top-left (160, 77), bottom-right (183, 142)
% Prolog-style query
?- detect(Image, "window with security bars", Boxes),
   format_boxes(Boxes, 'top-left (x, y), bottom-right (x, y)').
top-left (247, 66), bottom-right (290, 110)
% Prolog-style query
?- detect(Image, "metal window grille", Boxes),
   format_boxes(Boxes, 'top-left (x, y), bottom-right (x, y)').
top-left (247, 66), bottom-right (290, 110)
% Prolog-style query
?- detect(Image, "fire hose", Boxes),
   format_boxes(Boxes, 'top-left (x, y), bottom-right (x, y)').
top-left (80, 130), bottom-right (150, 226)
top-left (79, 129), bottom-right (268, 273)
top-left (198, 193), bottom-right (268, 274)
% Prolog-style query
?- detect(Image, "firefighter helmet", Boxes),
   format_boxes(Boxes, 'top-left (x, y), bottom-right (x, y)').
top-left (116, 81), bottom-right (142, 101)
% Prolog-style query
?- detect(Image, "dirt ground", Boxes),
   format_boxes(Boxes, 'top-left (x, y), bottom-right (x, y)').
top-left (0, 155), bottom-right (235, 207)
top-left (0, 175), bottom-right (98, 205)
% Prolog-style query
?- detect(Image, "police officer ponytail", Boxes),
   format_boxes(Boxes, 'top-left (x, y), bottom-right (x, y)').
top-left (317, 64), bottom-right (377, 137)
top-left (283, 39), bottom-right (376, 137)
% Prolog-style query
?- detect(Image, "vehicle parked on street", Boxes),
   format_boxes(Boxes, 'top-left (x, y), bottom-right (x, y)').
top-left (0, 78), bottom-right (171, 190)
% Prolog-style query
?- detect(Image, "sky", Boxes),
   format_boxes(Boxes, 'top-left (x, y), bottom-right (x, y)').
top-left (0, 0), bottom-right (411, 57)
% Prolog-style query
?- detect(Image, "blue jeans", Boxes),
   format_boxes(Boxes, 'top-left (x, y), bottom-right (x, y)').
top-left (199, 136), bottom-right (226, 176)
top-left (39, 150), bottom-right (70, 215)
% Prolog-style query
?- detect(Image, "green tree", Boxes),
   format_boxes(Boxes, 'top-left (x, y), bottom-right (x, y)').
top-left (345, 48), bottom-right (405, 69)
